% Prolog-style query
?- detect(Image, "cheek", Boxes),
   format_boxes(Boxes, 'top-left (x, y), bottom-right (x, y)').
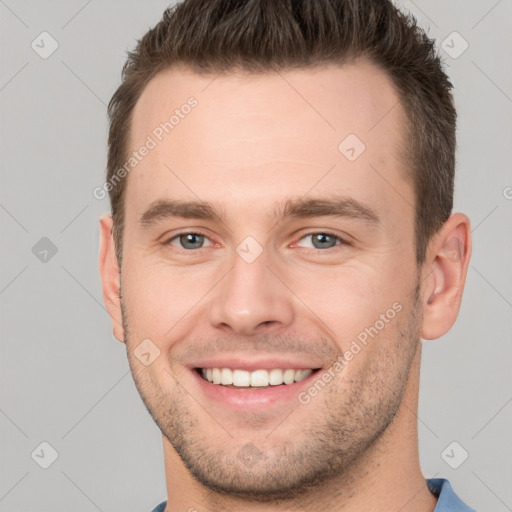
top-left (121, 259), bottom-right (217, 340)
top-left (278, 261), bottom-right (406, 349)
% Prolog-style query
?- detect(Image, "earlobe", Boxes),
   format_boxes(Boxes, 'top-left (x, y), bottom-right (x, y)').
top-left (421, 213), bottom-right (472, 340)
top-left (98, 214), bottom-right (125, 343)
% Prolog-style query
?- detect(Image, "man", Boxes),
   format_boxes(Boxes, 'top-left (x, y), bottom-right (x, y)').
top-left (98, 0), bottom-right (474, 510)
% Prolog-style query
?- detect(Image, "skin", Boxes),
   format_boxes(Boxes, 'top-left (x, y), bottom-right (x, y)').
top-left (99, 61), bottom-right (471, 512)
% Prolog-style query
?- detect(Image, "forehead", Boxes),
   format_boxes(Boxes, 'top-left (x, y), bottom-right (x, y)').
top-left (126, 61), bottom-right (412, 226)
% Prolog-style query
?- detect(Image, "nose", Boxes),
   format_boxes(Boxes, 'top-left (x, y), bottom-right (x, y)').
top-left (208, 249), bottom-right (295, 336)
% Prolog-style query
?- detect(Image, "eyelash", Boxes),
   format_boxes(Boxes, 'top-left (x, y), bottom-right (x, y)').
top-left (293, 231), bottom-right (351, 250)
top-left (162, 230), bottom-right (351, 252)
top-left (163, 229), bottom-right (212, 250)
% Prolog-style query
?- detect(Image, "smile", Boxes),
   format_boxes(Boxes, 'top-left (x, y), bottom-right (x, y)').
top-left (198, 367), bottom-right (318, 388)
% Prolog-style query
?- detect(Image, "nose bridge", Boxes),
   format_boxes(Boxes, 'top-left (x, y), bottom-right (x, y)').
top-left (208, 245), bottom-right (294, 335)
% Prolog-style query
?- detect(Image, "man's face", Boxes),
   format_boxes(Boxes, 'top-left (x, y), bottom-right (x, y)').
top-left (120, 62), bottom-right (422, 499)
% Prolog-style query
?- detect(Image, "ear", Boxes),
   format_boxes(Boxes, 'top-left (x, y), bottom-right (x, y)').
top-left (421, 213), bottom-right (472, 340)
top-left (98, 214), bottom-right (125, 343)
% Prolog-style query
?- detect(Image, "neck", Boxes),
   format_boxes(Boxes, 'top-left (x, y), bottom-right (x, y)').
top-left (162, 348), bottom-right (437, 512)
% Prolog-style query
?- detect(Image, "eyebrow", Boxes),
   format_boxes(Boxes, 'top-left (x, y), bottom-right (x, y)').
top-left (139, 199), bottom-right (221, 229)
top-left (278, 197), bottom-right (380, 225)
top-left (139, 197), bottom-right (380, 229)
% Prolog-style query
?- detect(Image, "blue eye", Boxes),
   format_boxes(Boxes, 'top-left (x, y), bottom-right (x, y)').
top-left (298, 233), bottom-right (343, 249)
top-left (164, 231), bottom-right (346, 252)
top-left (169, 233), bottom-right (211, 250)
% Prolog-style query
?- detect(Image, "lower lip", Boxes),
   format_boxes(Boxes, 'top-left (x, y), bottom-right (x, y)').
top-left (190, 368), bottom-right (320, 409)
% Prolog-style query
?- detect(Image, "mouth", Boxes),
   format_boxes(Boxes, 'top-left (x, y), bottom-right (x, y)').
top-left (187, 355), bottom-right (325, 409)
top-left (194, 367), bottom-right (321, 389)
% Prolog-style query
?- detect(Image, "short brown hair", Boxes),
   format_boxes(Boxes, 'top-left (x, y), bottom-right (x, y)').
top-left (107, 0), bottom-right (456, 266)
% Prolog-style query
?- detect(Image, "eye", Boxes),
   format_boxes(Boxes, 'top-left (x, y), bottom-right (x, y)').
top-left (297, 232), bottom-right (346, 250)
top-left (167, 232), bottom-right (212, 250)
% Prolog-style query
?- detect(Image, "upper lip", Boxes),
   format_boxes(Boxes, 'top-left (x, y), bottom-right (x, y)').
top-left (188, 354), bottom-right (323, 372)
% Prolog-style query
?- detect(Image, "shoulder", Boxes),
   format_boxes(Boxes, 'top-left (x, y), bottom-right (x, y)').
top-left (149, 501), bottom-right (167, 512)
top-left (428, 478), bottom-right (476, 512)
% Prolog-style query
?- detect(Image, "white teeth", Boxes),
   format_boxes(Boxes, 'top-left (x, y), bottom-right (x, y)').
top-left (200, 367), bottom-right (314, 387)
top-left (221, 368), bottom-right (233, 385)
top-left (283, 369), bottom-right (295, 385)
top-left (212, 368), bottom-right (221, 384)
top-left (250, 370), bottom-right (269, 387)
top-left (233, 369), bottom-right (250, 386)
top-left (294, 369), bottom-right (312, 382)
top-left (269, 368), bottom-right (284, 385)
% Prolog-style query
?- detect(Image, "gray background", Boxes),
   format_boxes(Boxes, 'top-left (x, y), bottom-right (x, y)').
top-left (0, 1), bottom-right (511, 511)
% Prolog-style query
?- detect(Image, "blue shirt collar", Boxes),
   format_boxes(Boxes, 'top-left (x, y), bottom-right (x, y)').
top-left (428, 478), bottom-right (476, 511)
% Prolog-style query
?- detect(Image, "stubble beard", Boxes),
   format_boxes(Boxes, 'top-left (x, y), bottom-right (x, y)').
top-left (121, 282), bottom-right (422, 502)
